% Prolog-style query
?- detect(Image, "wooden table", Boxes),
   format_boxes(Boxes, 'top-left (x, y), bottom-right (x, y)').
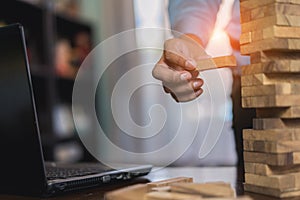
top-left (0, 166), bottom-right (298, 200)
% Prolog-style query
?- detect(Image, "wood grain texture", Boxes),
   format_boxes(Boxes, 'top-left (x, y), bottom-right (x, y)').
top-left (241, 3), bottom-right (300, 23)
top-left (105, 184), bottom-right (148, 200)
top-left (145, 192), bottom-right (250, 200)
top-left (245, 162), bottom-right (300, 176)
top-left (105, 177), bottom-right (193, 200)
top-left (240, 0), bottom-right (300, 12)
top-left (147, 177), bottom-right (193, 190)
top-left (242, 94), bottom-right (300, 108)
top-left (253, 118), bottom-right (300, 130)
top-left (241, 15), bottom-right (300, 33)
top-left (244, 151), bottom-right (300, 166)
top-left (240, 32), bottom-right (252, 45)
top-left (256, 106), bottom-right (300, 118)
top-left (241, 38), bottom-right (300, 55)
top-left (170, 182), bottom-right (235, 197)
top-left (144, 191), bottom-right (202, 200)
top-left (195, 55), bottom-right (236, 71)
top-left (241, 83), bottom-right (292, 97)
top-left (241, 73), bottom-right (300, 87)
top-left (243, 128), bottom-right (300, 141)
top-left (245, 172), bottom-right (300, 191)
top-left (249, 51), bottom-right (300, 64)
top-left (240, 26), bottom-right (300, 45)
top-left (244, 183), bottom-right (300, 198)
top-left (244, 140), bottom-right (300, 153)
top-left (241, 60), bottom-right (300, 75)
top-left (241, 74), bottom-right (273, 86)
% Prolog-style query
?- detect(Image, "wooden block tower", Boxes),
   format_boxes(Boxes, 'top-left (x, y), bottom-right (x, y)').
top-left (239, 0), bottom-right (300, 198)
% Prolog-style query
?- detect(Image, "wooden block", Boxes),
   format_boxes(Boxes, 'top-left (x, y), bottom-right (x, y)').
top-left (196, 55), bottom-right (236, 71)
top-left (150, 186), bottom-right (171, 192)
top-left (245, 172), bottom-right (300, 191)
top-left (144, 191), bottom-right (202, 200)
top-left (241, 38), bottom-right (300, 55)
top-left (291, 83), bottom-right (300, 93)
top-left (241, 3), bottom-right (300, 23)
top-left (242, 94), bottom-right (300, 108)
top-left (249, 51), bottom-right (300, 64)
top-left (170, 182), bottom-right (235, 197)
top-left (249, 52), bottom-right (262, 64)
top-left (256, 106), bottom-right (300, 118)
top-left (244, 183), bottom-right (300, 198)
top-left (240, 0), bottom-right (300, 12)
top-left (244, 151), bottom-right (300, 166)
top-left (253, 118), bottom-right (300, 130)
top-left (240, 10), bottom-right (252, 24)
top-left (241, 83), bottom-right (291, 97)
top-left (241, 73), bottom-right (300, 87)
top-left (252, 118), bottom-right (287, 129)
top-left (244, 140), bottom-right (300, 153)
top-left (105, 177), bottom-right (193, 200)
top-left (105, 184), bottom-right (148, 200)
top-left (241, 15), bottom-right (300, 33)
top-left (243, 128), bottom-right (300, 141)
top-left (145, 192), bottom-right (251, 200)
top-left (240, 26), bottom-right (300, 45)
top-left (241, 73), bottom-right (271, 86)
top-left (240, 32), bottom-right (252, 45)
top-left (241, 83), bottom-right (300, 97)
top-left (245, 162), bottom-right (300, 176)
top-left (241, 60), bottom-right (300, 75)
top-left (263, 26), bottom-right (300, 39)
top-left (147, 177), bottom-right (193, 190)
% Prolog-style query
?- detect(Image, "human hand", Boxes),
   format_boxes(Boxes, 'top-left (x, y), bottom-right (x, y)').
top-left (152, 34), bottom-right (209, 102)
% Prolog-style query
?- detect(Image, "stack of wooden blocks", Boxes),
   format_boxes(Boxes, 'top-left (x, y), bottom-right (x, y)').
top-left (240, 0), bottom-right (300, 198)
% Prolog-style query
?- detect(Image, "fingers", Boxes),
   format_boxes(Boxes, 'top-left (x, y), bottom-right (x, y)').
top-left (152, 36), bottom-right (207, 102)
top-left (189, 69), bottom-right (199, 78)
top-left (164, 38), bottom-right (197, 71)
top-left (163, 78), bottom-right (204, 102)
top-left (164, 51), bottom-right (196, 71)
top-left (170, 87), bottom-right (203, 102)
top-left (163, 78), bottom-right (203, 94)
top-left (153, 56), bottom-right (204, 102)
top-left (152, 59), bottom-right (192, 84)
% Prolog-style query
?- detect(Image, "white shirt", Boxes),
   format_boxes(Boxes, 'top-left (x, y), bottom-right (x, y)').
top-left (167, 0), bottom-right (247, 166)
top-left (168, 0), bottom-right (241, 46)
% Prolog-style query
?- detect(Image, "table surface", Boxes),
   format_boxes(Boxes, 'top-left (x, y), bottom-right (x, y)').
top-left (0, 166), bottom-right (298, 200)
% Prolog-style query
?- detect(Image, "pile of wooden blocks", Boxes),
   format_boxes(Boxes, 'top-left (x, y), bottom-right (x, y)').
top-left (240, 0), bottom-right (300, 198)
top-left (105, 177), bottom-right (251, 200)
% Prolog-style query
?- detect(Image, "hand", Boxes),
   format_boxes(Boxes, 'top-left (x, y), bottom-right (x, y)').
top-left (152, 34), bottom-right (208, 102)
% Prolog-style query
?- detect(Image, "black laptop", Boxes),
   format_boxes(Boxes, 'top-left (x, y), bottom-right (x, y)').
top-left (0, 24), bottom-right (151, 197)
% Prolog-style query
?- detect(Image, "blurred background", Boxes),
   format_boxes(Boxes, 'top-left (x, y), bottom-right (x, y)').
top-left (0, 0), bottom-right (237, 167)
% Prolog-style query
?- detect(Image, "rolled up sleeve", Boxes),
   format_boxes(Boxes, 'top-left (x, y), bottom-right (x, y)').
top-left (168, 0), bottom-right (222, 46)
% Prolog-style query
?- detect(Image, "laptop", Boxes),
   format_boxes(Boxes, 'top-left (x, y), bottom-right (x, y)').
top-left (0, 23), bottom-right (152, 197)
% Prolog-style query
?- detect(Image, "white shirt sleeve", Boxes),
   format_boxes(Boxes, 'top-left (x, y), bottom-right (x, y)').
top-left (168, 0), bottom-right (222, 46)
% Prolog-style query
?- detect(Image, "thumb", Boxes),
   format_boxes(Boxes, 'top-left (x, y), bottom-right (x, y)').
top-left (164, 50), bottom-right (196, 71)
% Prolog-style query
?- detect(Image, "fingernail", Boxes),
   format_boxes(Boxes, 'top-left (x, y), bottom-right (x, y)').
top-left (185, 59), bottom-right (196, 69)
top-left (180, 72), bottom-right (190, 80)
top-left (195, 89), bottom-right (203, 96)
top-left (193, 81), bottom-right (201, 88)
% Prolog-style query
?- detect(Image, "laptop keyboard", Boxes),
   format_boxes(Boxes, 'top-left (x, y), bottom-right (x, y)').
top-left (45, 163), bottom-right (113, 180)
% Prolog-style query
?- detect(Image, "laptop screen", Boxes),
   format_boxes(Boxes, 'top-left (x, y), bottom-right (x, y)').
top-left (0, 26), bottom-right (37, 138)
top-left (0, 24), bottom-right (46, 193)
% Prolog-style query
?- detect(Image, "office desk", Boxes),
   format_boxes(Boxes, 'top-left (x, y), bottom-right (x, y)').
top-left (0, 166), bottom-right (297, 200)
